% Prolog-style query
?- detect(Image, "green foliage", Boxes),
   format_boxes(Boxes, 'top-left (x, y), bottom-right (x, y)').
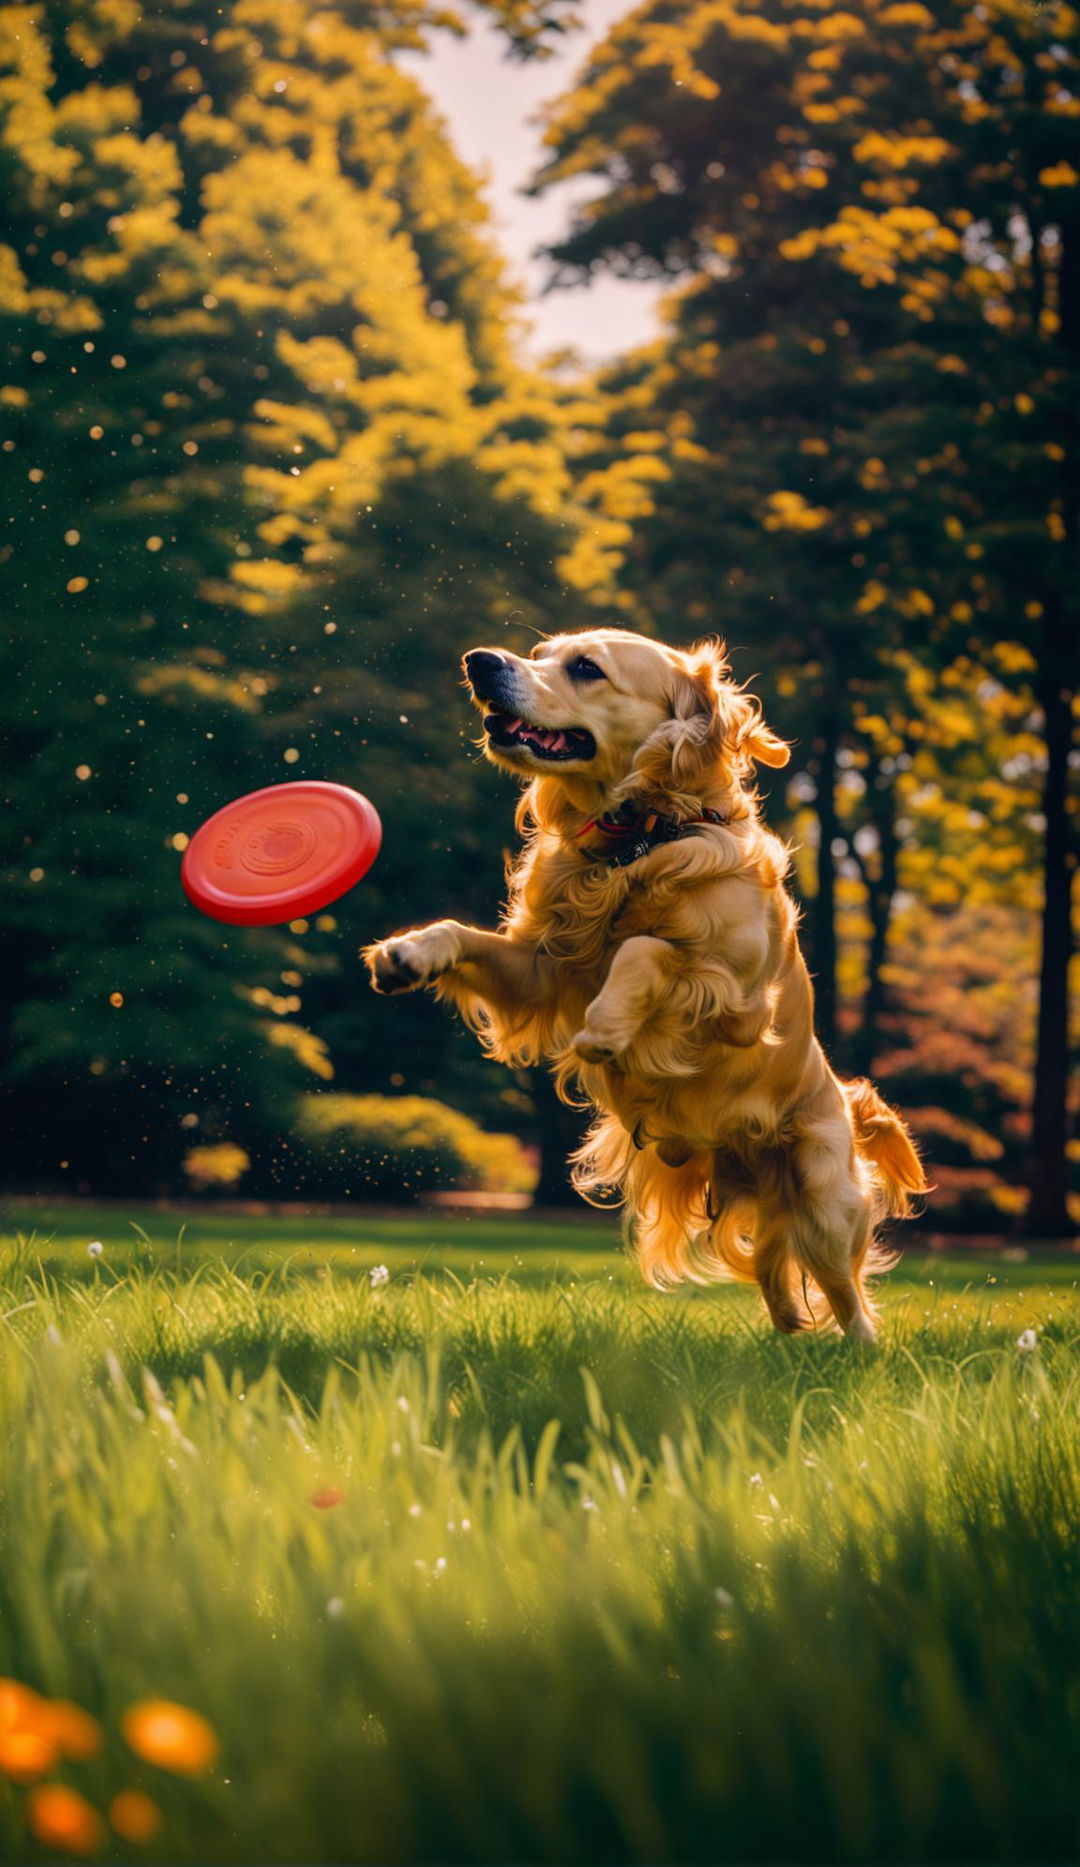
top-left (0, 0), bottom-right (592, 1194)
top-left (0, 0), bottom-right (1075, 1223)
top-left (292, 1091), bottom-right (534, 1198)
top-left (532, 0), bottom-right (1078, 1215)
top-left (0, 1231), bottom-right (1078, 1860)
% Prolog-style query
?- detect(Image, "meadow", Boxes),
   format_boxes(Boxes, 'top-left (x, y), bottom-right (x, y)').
top-left (1, 1203), bottom-right (1078, 1863)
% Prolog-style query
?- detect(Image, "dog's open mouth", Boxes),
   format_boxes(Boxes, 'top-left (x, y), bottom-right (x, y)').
top-left (484, 710), bottom-right (596, 762)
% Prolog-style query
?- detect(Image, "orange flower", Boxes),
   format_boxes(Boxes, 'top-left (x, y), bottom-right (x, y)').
top-left (0, 1724), bottom-right (57, 1782)
top-left (40, 1700), bottom-right (103, 1761)
top-left (109, 1789), bottom-right (163, 1844)
top-left (0, 1678), bottom-right (41, 1731)
top-left (0, 1679), bottom-right (102, 1776)
top-left (122, 1699), bottom-right (218, 1776)
top-left (27, 1784), bottom-right (105, 1856)
top-left (310, 1485), bottom-right (344, 1510)
top-left (0, 1680), bottom-right (61, 1780)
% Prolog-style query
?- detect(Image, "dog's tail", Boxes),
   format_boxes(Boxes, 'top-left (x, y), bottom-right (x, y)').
top-left (571, 1112), bottom-right (758, 1289)
top-left (844, 1078), bottom-right (928, 1220)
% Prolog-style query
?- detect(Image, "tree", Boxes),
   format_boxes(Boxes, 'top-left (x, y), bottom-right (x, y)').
top-left (533, 0), bottom-right (1077, 1225)
top-left (529, 0), bottom-right (952, 1055)
top-left (0, 0), bottom-right (592, 1193)
top-left (775, 0), bottom-right (1080, 1231)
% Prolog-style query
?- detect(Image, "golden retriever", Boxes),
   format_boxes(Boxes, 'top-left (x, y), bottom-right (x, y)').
top-left (365, 630), bottom-right (925, 1340)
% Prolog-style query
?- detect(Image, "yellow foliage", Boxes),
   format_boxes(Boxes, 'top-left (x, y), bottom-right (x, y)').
top-left (812, 12), bottom-right (866, 37)
top-left (136, 666), bottom-right (259, 712)
top-left (1038, 162), bottom-right (1078, 187)
top-left (994, 642), bottom-right (1037, 675)
top-left (296, 1093), bottom-right (534, 1194)
top-left (183, 1144), bottom-right (251, 1189)
top-left (876, 3), bottom-right (934, 22)
top-left (265, 1022), bottom-right (334, 1080)
top-left (762, 490), bottom-right (831, 531)
top-left (854, 131), bottom-right (953, 168)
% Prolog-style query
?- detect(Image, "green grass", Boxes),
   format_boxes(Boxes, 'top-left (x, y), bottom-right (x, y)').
top-left (1, 1204), bottom-right (1079, 1863)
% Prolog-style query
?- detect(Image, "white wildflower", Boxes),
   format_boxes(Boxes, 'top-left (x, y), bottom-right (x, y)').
top-left (369, 1264), bottom-right (390, 1288)
top-left (87, 1239), bottom-right (104, 1259)
top-left (1016, 1327), bottom-right (1038, 1353)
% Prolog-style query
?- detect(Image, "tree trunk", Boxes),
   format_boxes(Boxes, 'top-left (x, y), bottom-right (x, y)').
top-left (1022, 612), bottom-right (1077, 1239)
top-left (1022, 202), bottom-right (1079, 1239)
top-left (811, 711), bottom-right (840, 1053)
top-left (852, 772), bottom-right (899, 1079)
top-left (529, 1067), bottom-right (589, 1207)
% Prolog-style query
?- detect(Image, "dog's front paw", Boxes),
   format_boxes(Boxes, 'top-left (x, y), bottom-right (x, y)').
top-left (365, 923), bottom-right (461, 995)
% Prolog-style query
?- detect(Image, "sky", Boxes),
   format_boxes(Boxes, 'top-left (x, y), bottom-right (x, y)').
top-left (399, 0), bottom-right (664, 363)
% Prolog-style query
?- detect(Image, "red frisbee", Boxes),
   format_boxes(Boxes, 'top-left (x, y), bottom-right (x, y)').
top-left (181, 781), bottom-right (382, 926)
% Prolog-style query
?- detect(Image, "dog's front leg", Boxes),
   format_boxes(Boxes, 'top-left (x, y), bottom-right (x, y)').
top-left (364, 922), bottom-right (553, 1019)
top-left (570, 935), bottom-right (678, 1065)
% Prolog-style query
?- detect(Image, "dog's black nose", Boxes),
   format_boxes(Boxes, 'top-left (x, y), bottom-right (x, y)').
top-left (463, 650), bottom-right (506, 688)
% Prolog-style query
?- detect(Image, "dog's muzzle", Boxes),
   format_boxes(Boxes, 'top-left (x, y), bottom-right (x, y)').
top-left (463, 649), bottom-right (514, 707)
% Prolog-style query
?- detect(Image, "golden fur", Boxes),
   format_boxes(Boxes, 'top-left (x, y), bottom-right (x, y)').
top-left (365, 630), bottom-right (926, 1340)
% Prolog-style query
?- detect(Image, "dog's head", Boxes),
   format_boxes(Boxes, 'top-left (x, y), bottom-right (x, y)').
top-left (462, 630), bottom-right (788, 812)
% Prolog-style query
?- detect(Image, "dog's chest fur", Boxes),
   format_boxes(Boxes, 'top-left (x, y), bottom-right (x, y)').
top-left (504, 821), bottom-right (816, 1156)
top-left (514, 842), bottom-right (679, 984)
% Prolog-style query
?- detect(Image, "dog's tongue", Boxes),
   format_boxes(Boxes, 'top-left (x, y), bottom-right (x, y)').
top-left (503, 719), bottom-right (568, 752)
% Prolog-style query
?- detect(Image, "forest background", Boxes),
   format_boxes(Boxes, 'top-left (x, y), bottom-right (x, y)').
top-left (2, 0), bottom-right (1077, 1237)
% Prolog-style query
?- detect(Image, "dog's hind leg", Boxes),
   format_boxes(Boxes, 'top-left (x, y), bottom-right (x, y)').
top-left (789, 1195), bottom-right (878, 1343)
top-left (751, 1224), bottom-right (810, 1334)
top-left (764, 1129), bottom-right (879, 1342)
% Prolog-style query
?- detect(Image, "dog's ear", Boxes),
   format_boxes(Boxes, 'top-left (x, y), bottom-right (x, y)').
top-left (667, 659), bottom-right (728, 788)
top-left (696, 643), bottom-right (791, 774)
top-left (734, 696), bottom-right (791, 770)
top-left (617, 652), bottom-right (725, 806)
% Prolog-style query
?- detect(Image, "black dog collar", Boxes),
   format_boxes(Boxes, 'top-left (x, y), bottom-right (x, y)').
top-left (577, 801), bottom-right (728, 870)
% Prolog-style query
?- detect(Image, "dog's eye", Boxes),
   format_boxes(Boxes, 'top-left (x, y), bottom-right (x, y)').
top-left (566, 654), bottom-right (605, 682)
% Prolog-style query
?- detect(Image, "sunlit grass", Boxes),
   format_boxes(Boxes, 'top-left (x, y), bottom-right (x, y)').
top-left (1, 1212), bottom-right (1078, 1861)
